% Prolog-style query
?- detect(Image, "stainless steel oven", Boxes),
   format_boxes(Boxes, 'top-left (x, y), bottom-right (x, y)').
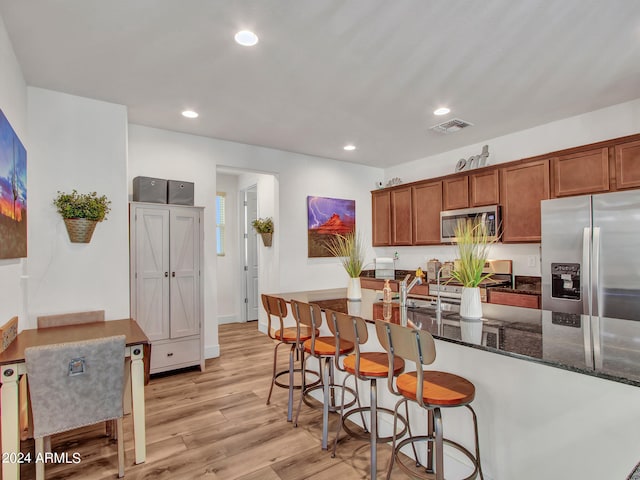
top-left (440, 205), bottom-right (500, 243)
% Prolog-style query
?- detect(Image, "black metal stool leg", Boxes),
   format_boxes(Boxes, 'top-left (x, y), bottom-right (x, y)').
top-left (386, 397), bottom-right (405, 480)
top-left (321, 357), bottom-right (331, 449)
top-left (266, 341), bottom-right (283, 405)
top-left (467, 405), bottom-right (484, 480)
top-left (370, 378), bottom-right (377, 480)
top-left (287, 344), bottom-right (295, 421)
top-left (293, 352), bottom-right (307, 428)
top-left (434, 408), bottom-right (444, 480)
top-left (426, 409), bottom-right (434, 472)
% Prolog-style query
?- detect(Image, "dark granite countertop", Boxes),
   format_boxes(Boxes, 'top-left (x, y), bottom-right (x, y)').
top-left (273, 287), bottom-right (640, 388)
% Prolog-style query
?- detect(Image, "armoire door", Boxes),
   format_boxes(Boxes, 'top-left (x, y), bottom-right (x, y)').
top-left (135, 207), bottom-right (170, 341)
top-left (170, 208), bottom-right (200, 338)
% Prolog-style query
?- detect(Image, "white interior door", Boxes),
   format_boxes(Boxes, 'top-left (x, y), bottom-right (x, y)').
top-left (135, 207), bottom-right (170, 341)
top-left (170, 208), bottom-right (200, 338)
top-left (245, 187), bottom-right (259, 321)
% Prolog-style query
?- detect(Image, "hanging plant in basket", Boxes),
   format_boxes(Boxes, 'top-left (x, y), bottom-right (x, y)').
top-left (252, 217), bottom-right (274, 247)
top-left (53, 190), bottom-right (111, 243)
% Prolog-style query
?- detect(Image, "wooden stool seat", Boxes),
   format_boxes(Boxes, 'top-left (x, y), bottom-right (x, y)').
top-left (343, 352), bottom-right (404, 378)
top-left (396, 371), bottom-right (476, 406)
top-left (302, 336), bottom-right (354, 356)
top-left (274, 326), bottom-right (318, 343)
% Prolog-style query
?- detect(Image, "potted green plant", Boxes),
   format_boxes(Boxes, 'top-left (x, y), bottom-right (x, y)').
top-left (325, 231), bottom-right (366, 301)
top-left (53, 190), bottom-right (111, 243)
top-left (252, 217), bottom-right (274, 246)
top-left (450, 218), bottom-right (494, 321)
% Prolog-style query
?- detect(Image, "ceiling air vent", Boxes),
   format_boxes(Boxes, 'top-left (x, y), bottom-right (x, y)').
top-left (429, 118), bottom-right (474, 134)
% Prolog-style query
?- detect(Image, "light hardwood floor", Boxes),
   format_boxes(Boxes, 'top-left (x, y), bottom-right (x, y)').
top-left (17, 322), bottom-right (396, 479)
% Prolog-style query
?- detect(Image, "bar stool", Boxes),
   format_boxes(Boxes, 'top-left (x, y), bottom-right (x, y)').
top-left (292, 300), bottom-right (358, 450)
top-left (262, 294), bottom-right (319, 421)
top-left (378, 320), bottom-right (483, 480)
top-left (327, 309), bottom-right (409, 480)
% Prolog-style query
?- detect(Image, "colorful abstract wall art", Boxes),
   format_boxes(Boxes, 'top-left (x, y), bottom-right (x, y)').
top-left (0, 109), bottom-right (27, 259)
top-left (307, 196), bottom-right (355, 258)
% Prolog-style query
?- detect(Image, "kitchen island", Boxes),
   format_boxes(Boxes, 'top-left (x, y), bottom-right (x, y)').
top-left (270, 287), bottom-right (640, 480)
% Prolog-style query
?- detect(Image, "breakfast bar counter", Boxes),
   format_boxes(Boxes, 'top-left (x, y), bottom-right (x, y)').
top-left (274, 287), bottom-right (640, 387)
top-left (270, 287), bottom-right (640, 480)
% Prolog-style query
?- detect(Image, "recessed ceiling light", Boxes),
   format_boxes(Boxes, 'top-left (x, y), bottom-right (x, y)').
top-left (434, 107), bottom-right (451, 116)
top-left (235, 30), bottom-right (259, 46)
top-left (344, 145), bottom-right (356, 151)
top-left (182, 110), bottom-right (199, 119)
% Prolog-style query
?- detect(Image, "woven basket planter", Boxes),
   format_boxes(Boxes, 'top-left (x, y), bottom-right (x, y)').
top-left (260, 232), bottom-right (273, 247)
top-left (63, 218), bottom-right (98, 243)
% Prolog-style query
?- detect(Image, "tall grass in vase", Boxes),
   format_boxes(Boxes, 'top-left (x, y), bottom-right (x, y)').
top-left (450, 218), bottom-right (494, 320)
top-left (326, 231), bottom-right (366, 300)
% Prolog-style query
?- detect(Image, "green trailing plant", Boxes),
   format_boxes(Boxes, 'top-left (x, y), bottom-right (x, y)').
top-left (251, 217), bottom-right (274, 234)
top-left (325, 231), bottom-right (366, 278)
top-left (53, 190), bottom-right (111, 221)
top-left (449, 218), bottom-right (494, 287)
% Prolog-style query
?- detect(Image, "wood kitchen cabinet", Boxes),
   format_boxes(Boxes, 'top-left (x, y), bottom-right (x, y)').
top-left (391, 187), bottom-right (413, 245)
top-left (412, 180), bottom-right (442, 244)
top-left (551, 147), bottom-right (609, 197)
top-left (443, 176), bottom-right (469, 210)
top-left (488, 290), bottom-right (540, 309)
top-left (372, 190), bottom-right (391, 246)
top-left (500, 159), bottom-right (550, 242)
top-left (470, 168), bottom-right (500, 206)
top-left (615, 139), bottom-right (640, 190)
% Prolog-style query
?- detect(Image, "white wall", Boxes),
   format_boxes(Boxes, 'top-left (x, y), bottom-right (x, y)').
top-left (26, 88), bottom-right (130, 326)
top-left (379, 98), bottom-right (640, 277)
top-left (128, 124), bottom-right (383, 353)
top-left (215, 173), bottom-right (240, 324)
top-left (0, 13), bottom-right (28, 326)
top-left (386, 98), bottom-right (640, 184)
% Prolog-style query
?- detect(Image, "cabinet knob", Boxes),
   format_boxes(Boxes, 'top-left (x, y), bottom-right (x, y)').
top-left (172, 272), bottom-right (176, 277)
top-left (164, 272), bottom-right (168, 277)
top-left (167, 352), bottom-right (174, 357)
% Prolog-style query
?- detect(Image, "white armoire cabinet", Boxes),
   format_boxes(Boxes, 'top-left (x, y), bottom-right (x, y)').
top-left (129, 202), bottom-right (205, 374)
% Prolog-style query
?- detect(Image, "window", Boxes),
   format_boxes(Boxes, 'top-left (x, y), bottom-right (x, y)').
top-left (216, 193), bottom-right (225, 256)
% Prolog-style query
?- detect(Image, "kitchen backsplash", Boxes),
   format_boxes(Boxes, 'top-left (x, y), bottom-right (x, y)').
top-left (372, 243), bottom-right (542, 277)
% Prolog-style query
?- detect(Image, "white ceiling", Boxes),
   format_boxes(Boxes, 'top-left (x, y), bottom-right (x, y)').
top-left (1, 0), bottom-right (640, 168)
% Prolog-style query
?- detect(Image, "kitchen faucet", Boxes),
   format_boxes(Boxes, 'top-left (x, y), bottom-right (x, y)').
top-left (399, 273), bottom-right (422, 326)
top-left (435, 266), bottom-right (446, 325)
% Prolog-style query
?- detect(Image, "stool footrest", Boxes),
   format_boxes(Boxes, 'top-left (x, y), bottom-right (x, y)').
top-left (394, 434), bottom-right (481, 480)
top-left (341, 406), bottom-right (408, 443)
top-left (302, 384), bottom-right (357, 412)
top-left (273, 368), bottom-right (321, 390)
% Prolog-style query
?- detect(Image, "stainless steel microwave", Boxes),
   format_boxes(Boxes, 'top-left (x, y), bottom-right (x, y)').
top-left (440, 205), bottom-right (501, 243)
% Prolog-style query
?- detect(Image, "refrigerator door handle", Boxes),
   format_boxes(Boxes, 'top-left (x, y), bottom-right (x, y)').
top-left (592, 226), bottom-right (603, 369)
top-left (592, 227), bottom-right (601, 317)
top-left (582, 227), bottom-right (591, 316)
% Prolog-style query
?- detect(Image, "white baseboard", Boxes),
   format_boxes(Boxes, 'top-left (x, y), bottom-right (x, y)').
top-left (218, 314), bottom-right (240, 325)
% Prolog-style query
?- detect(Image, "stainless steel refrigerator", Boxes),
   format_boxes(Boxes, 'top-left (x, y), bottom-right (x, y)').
top-left (541, 190), bottom-right (640, 374)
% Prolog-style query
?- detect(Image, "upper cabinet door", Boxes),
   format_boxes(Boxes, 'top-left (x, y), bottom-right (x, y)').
top-left (442, 176), bottom-right (469, 210)
top-left (372, 190), bottom-right (391, 246)
top-left (170, 208), bottom-right (200, 339)
top-left (501, 159), bottom-right (550, 242)
top-left (391, 187), bottom-right (413, 245)
top-left (412, 181), bottom-right (442, 245)
top-left (615, 140), bottom-right (640, 190)
top-left (552, 147), bottom-right (610, 197)
top-left (469, 169), bottom-right (500, 206)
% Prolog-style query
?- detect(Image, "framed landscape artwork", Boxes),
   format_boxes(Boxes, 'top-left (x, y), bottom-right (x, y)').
top-left (0, 109), bottom-right (27, 259)
top-left (307, 196), bottom-right (355, 258)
